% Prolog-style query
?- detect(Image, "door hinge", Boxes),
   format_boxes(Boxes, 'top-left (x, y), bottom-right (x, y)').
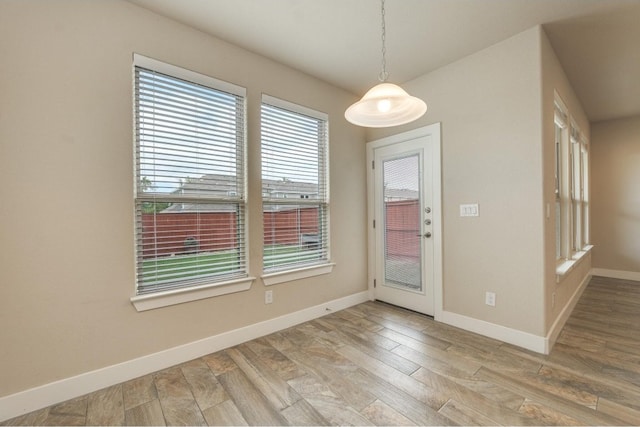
top-left (372, 160), bottom-right (375, 169)
top-left (374, 279), bottom-right (377, 288)
top-left (373, 219), bottom-right (376, 228)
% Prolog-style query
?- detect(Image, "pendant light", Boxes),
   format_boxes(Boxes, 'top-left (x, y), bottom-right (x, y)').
top-left (345, 0), bottom-right (427, 128)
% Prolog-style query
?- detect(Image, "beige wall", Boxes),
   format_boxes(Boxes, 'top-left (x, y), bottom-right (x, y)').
top-left (591, 116), bottom-right (640, 273)
top-left (0, 0), bottom-right (367, 397)
top-left (369, 27), bottom-right (547, 336)
top-left (368, 26), bottom-right (593, 339)
top-left (540, 28), bottom-right (591, 333)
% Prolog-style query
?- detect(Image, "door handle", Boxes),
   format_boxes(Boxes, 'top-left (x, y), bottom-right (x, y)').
top-left (416, 232), bottom-right (432, 238)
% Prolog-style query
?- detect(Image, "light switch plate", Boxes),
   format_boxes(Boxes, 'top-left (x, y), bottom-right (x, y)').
top-left (460, 203), bottom-right (479, 217)
top-left (485, 291), bottom-right (496, 307)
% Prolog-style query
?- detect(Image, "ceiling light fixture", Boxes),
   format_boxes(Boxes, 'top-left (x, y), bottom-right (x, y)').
top-left (345, 0), bottom-right (427, 128)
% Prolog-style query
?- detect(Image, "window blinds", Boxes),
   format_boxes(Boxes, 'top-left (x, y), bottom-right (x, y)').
top-left (261, 97), bottom-right (329, 271)
top-left (134, 59), bottom-right (247, 295)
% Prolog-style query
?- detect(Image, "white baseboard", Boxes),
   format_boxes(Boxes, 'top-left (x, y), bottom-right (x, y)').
top-left (545, 273), bottom-right (591, 353)
top-left (591, 268), bottom-right (640, 282)
top-left (0, 291), bottom-right (370, 422)
top-left (439, 310), bottom-right (547, 354)
top-left (440, 273), bottom-right (592, 355)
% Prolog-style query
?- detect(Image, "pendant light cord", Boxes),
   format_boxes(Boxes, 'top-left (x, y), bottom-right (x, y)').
top-left (378, 0), bottom-right (389, 82)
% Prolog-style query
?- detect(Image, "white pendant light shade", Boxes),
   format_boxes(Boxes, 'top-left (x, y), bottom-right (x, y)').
top-left (345, 0), bottom-right (428, 128)
top-left (344, 82), bottom-right (427, 127)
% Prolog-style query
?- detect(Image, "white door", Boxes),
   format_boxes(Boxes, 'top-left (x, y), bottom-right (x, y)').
top-left (367, 125), bottom-right (441, 316)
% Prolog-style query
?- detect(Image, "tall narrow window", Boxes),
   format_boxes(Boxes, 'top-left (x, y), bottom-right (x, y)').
top-left (554, 122), bottom-right (562, 260)
top-left (554, 101), bottom-right (568, 260)
top-left (261, 95), bottom-right (329, 272)
top-left (570, 126), bottom-right (582, 252)
top-left (134, 55), bottom-right (247, 295)
top-left (581, 141), bottom-right (590, 246)
top-left (554, 93), bottom-right (590, 274)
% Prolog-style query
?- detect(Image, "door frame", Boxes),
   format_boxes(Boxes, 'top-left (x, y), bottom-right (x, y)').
top-left (366, 123), bottom-right (443, 320)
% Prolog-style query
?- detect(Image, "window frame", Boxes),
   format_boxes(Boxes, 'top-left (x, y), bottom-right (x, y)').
top-left (259, 95), bottom-right (334, 285)
top-left (130, 54), bottom-right (254, 311)
top-left (554, 99), bottom-right (569, 262)
top-left (570, 124), bottom-right (583, 253)
top-left (581, 140), bottom-right (590, 246)
top-left (554, 93), bottom-right (591, 280)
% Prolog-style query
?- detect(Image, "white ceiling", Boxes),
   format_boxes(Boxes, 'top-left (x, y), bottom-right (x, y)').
top-left (129, 0), bottom-right (640, 122)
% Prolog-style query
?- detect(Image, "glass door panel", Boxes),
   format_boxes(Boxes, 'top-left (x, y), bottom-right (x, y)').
top-left (383, 154), bottom-right (422, 292)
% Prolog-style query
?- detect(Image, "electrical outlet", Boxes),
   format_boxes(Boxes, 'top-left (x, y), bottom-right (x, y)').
top-left (265, 290), bottom-right (273, 304)
top-left (485, 291), bottom-right (496, 307)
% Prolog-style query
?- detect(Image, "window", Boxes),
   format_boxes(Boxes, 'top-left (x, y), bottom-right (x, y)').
top-left (570, 125), bottom-right (590, 252)
top-left (261, 95), bottom-right (329, 273)
top-left (554, 100), bottom-right (568, 260)
top-left (133, 55), bottom-right (248, 298)
top-left (581, 142), bottom-right (589, 246)
top-left (570, 125), bottom-right (582, 252)
top-left (554, 93), bottom-right (590, 276)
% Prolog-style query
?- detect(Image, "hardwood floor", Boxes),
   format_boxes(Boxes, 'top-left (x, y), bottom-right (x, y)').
top-left (4, 275), bottom-right (640, 426)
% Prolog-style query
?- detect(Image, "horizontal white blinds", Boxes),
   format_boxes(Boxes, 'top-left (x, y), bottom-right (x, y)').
top-left (135, 204), bottom-right (247, 294)
top-left (261, 103), bottom-right (327, 201)
top-left (261, 99), bottom-right (329, 271)
top-left (263, 204), bottom-right (329, 270)
top-left (134, 62), bottom-right (247, 294)
top-left (136, 67), bottom-right (244, 197)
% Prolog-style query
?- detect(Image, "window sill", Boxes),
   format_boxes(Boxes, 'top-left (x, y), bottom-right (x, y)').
top-left (262, 262), bottom-right (335, 286)
top-left (556, 245), bottom-right (593, 282)
top-left (131, 276), bottom-right (255, 312)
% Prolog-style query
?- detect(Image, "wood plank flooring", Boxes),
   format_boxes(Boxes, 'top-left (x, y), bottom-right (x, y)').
top-left (4, 275), bottom-right (640, 426)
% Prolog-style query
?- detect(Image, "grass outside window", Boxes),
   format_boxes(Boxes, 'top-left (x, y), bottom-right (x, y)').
top-left (142, 244), bottom-right (321, 285)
